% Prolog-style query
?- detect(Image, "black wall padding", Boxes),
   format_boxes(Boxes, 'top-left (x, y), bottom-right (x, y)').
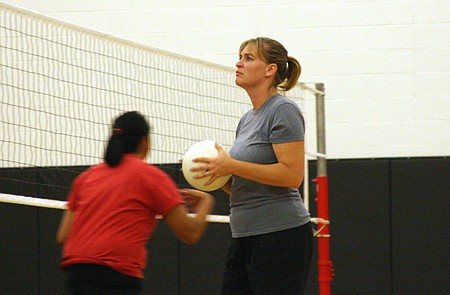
top-left (390, 158), bottom-right (450, 294)
top-left (0, 168), bottom-right (40, 294)
top-left (326, 160), bottom-right (392, 294)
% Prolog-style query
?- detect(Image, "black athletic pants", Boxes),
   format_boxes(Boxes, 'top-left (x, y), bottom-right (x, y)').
top-left (63, 264), bottom-right (143, 295)
top-left (221, 223), bottom-right (314, 295)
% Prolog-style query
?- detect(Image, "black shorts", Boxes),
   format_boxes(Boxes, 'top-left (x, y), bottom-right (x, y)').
top-left (63, 264), bottom-right (143, 295)
top-left (221, 223), bottom-right (314, 295)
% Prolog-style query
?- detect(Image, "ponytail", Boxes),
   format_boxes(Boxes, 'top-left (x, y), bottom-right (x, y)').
top-left (104, 129), bottom-right (125, 167)
top-left (279, 56), bottom-right (301, 91)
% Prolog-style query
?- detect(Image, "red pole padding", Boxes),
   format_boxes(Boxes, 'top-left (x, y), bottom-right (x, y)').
top-left (314, 176), bottom-right (334, 295)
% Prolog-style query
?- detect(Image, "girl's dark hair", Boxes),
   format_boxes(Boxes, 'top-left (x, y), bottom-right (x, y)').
top-left (239, 37), bottom-right (301, 91)
top-left (104, 111), bottom-right (150, 167)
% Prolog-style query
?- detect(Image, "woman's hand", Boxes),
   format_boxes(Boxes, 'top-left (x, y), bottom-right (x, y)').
top-left (191, 143), bottom-right (234, 186)
top-left (178, 188), bottom-right (213, 212)
top-left (165, 189), bottom-right (214, 244)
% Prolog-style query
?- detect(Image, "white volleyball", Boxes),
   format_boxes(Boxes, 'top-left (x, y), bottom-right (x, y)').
top-left (182, 140), bottom-right (231, 191)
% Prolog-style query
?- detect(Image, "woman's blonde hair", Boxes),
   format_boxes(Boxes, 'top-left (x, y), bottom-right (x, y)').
top-left (239, 37), bottom-right (301, 91)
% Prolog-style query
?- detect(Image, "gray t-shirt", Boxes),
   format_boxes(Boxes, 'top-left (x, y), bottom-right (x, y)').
top-left (229, 95), bottom-right (310, 238)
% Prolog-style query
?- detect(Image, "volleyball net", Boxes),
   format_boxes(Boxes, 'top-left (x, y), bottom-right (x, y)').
top-left (0, 2), bottom-right (325, 217)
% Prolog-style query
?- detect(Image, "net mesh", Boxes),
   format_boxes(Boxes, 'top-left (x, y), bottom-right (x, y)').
top-left (0, 3), bottom-right (321, 202)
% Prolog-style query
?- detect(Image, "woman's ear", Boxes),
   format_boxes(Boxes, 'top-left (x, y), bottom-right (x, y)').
top-left (265, 63), bottom-right (277, 77)
top-left (139, 136), bottom-right (150, 159)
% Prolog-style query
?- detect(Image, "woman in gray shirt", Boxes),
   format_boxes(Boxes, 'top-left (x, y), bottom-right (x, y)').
top-left (193, 37), bottom-right (313, 295)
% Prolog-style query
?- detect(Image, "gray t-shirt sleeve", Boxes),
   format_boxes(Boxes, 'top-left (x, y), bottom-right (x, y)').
top-left (270, 103), bottom-right (305, 143)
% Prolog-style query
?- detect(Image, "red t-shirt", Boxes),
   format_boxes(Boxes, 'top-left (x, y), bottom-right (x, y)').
top-left (60, 154), bottom-right (184, 278)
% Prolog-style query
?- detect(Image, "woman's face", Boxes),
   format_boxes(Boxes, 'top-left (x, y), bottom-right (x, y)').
top-left (235, 44), bottom-right (269, 89)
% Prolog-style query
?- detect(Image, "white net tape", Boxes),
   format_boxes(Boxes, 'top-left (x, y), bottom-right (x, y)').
top-left (0, 193), bottom-right (328, 235)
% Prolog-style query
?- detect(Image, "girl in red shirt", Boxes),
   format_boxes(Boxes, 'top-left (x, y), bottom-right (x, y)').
top-left (56, 111), bottom-right (214, 294)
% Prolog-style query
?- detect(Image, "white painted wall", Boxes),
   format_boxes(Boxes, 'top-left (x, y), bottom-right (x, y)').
top-left (3, 0), bottom-right (449, 159)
